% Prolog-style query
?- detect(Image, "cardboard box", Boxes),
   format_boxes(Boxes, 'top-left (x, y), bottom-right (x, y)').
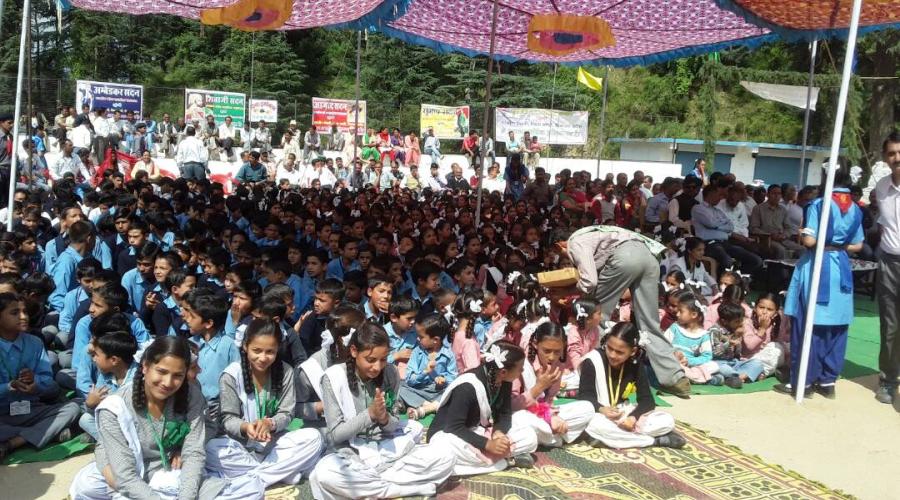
top-left (538, 267), bottom-right (579, 288)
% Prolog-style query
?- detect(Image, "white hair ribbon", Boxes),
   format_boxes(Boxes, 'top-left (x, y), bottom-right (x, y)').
top-left (538, 297), bottom-right (551, 312)
top-left (575, 303), bottom-right (588, 320)
top-left (483, 344), bottom-right (508, 369)
top-left (469, 299), bottom-right (483, 313)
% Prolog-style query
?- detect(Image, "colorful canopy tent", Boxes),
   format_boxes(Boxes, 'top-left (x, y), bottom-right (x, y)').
top-left (717, 0), bottom-right (900, 38)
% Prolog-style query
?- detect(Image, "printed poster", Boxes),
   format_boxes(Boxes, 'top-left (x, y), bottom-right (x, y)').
top-left (75, 80), bottom-right (143, 115)
top-left (249, 99), bottom-right (278, 123)
top-left (494, 108), bottom-right (589, 145)
top-left (184, 89), bottom-right (247, 127)
top-left (312, 98), bottom-right (366, 135)
top-left (420, 104), bottom-right (470, 139)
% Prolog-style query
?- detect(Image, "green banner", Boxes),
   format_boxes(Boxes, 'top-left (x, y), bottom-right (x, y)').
top-left (184, 88), bottom-right (247, 128)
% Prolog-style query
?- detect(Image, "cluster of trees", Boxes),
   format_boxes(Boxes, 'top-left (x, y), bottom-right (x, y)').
top-left (0, 6), bottom-right (897, 169)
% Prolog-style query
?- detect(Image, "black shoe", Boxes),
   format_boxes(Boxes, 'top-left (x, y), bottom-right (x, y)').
top-left (510, 453), bottom-right (535, 468)
top-left (773, 383), bottom-right (813, 399)
top-left (654, 431), bottom-right (687, 449)
top-left (815, 384), bottom-right (836, 399)
top-left (875, 383), bottom-right (897, 404)
top-left (724, 376), bottom-right (744, 389)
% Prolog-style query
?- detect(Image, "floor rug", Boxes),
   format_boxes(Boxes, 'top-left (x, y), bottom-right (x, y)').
top-left (269, 422), bottom-right (850, 500)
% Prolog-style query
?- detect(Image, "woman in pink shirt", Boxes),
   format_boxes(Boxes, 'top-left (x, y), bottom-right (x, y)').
top-left (510, 322), bottom-right (595, 447)
top-left (450, 290), bottom-right (484, 374)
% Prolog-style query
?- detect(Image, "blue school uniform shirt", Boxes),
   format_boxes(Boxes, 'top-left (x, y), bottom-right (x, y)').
top-left (191, 331), bottom-right (240, 400)
top-left (255, 238), bottom-right (281, 247)
top-left (439, 271), bottom-right (456, 292)
top-left (75, 355), bottom-right (139, 398)
top-left (148, 231), bottom-right (175, 252)
top-left (72, 315), bottom-right (151, 375)
top-left (284, 274), bottom-right (305, 322)
top-left (0, 334), bottom-right (54, 415)
top-left (784, 189), bottom-right (864, 326)
top-left (176, 213), bottom-right (190, 230)
top-left (46, 234), bottom-right (114, 273)
top-left (298, 275), bottom-right (319, 314)
top-left (384, 322), bottom-right (418, 364)
top-left (473, 316), bottom-right (492, 347)
top-left (160, 295), bottom-right (189, 337)
top-left (59, 286), bottom-right (90, 334)
top-left (49, 247), bottom-right (84, 312)
top-left (404, 341), bottom-right (458, 389)
top-left (326, 258), bottom-right (361, 281)
top-left (121, 268), bottom-right (151, 314)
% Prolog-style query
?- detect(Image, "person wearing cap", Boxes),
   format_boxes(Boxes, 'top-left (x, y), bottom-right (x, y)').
top-left (328, 124), bottom-right (344, 152)
top-left (217, 115), bottom-right (237, 161)
top-left (175, 126), bottom-right (209, 180)
top-left (303, 125), bottom-right (321, 164)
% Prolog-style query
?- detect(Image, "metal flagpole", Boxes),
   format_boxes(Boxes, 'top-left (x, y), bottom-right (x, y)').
top-left (595, 65), bottom-right (609, 179)
top-left (249, 32), bottom-right (255, 101)
top-left (352, 30), bottom-right (361, 162)
top-left (795, 0), bottom-right (862, 403)
top-left (546, 63), bottom-right (558, 169)
top-left (7, 0), bottom-right (30, 231)
top-left (473, 0), bottom-right (500, 231)
top-left (798, 39), bottom-right (818, 188)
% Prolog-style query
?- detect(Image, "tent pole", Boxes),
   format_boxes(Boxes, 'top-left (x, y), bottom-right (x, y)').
top-left (7, 0), bottom-right (29, 231)
top-left (352, 30), bottom-right (361, 162)
top-left (547, 63), bottom-right (558, 170)
top-left (473, 0), bottom-right (499, 231)
top-left (0, 0), bottom-right (5, 43)
top-left (798, 39), bottom-right (818, 188)
top-left (249, 32), bottom-right (255, 101)
top-left (795, 0), bottom-right (862, 403)
top-left (595, 65), bottom-right (609, 179)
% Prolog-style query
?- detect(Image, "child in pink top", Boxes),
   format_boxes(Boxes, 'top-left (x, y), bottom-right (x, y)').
top-left (704, 284), bottom-right (751, 330)
top-left (511, 322), bottom-right (595, 447)
top-left (565, 298), bottom-right (602, 371)
top-left (449, 289), bottom-right (483, 374)
top-left (742, 292), bottom-right (791, 377)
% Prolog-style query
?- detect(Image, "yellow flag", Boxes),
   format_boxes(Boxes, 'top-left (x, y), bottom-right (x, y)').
top-left (577, 67), bottom-right (603, 91)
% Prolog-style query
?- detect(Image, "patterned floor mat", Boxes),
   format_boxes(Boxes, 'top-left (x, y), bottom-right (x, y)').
top-left (267, 422), bottom-right (851, 500)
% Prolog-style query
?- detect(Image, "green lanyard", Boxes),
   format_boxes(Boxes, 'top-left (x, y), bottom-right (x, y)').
top-left (254, 383), bottom-right (281, 419)
top-left (146, 412), bottom-right (169, 471)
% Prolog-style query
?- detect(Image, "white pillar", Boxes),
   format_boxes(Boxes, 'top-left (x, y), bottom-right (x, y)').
top-left (7, 0), bottom-right (30, 231)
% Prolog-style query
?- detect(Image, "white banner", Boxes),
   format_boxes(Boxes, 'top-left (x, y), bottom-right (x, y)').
top-left (740, 81), bottom-right (819, 111)
top-left (495, 108), bottom-right (589, 145)
top-left (249, 99), bottom-right (278, 123)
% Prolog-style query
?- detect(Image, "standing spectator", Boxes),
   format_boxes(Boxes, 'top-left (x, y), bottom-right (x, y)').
top-left (0, 115), bottom-right (12, 206)
top-left (874, 132), bottom-right (900, 404)
top-left (202, 115), bottom-right (219, 160)
top-left (404, 130), bottom-right (421, 168)
top-left (480, 133), bottom-right (495, 167)
top-left (238, 120), bottom-right (253, 152)
top-left (53, 106), bottom-right (69, 146)
top-left (303, 126), bottom-right (321, 164)
top-left (504, 154), bottom-right (528, 201)
top-left (70, 115), bottom-right (93, 157)
top-left (157, 113), bottom-right (177, 158)
top-left (328, 124), bottom-right (344, 152)
top-left (91, 108), bottom-right (109, 164)
top-left (143, 113), bottom-right (158, 156)
top-left (175, 126), bottom-right (209, 180)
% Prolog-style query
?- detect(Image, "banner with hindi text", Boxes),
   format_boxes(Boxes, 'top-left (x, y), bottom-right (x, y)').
top-left (249, 99), bottom-right (278, 123)
top-left (420, 104), bottom-right (469, 139)
top-left (75, 80), bottom-right (143, 115)
top-left (184, 89), bottom-right (247, 127)
top-left (312, 98), bottom-right (366, 135)
top-left (494, 108), bottom-right (589, 145)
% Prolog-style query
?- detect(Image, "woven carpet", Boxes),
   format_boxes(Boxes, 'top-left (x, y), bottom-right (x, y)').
top-left (266, 422), bottom-right (851, 500)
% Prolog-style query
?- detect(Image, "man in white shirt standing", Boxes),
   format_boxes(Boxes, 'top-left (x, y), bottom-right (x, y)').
top-left (70, 115), bottom-right (93, 157)
top-left (175, 126), bottom-right (209, 180)
top-left (874, 131), bottom-right (900, 405)
top-left (303, 126), bottom-right (321, 164)
top-left (91, 107), bottom-right (110, 164)
top-left (217, 116), bottom-right (237, 162)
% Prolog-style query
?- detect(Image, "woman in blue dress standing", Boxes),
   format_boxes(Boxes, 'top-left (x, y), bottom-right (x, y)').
top-left (777, 161), bottom-right (864, 399)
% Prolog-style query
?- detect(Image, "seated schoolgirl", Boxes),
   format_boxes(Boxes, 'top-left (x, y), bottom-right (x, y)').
top-left (0, 293), bottom-right (80, 460)
top-left (399, 313), bottom-right (457, 420)
top-left (563, 298), bottom-right (603, 390)
top-left (704, 283), bottom-right (751, 330)
top-left (484, 298), bottom-right (528, 349)
top-left (578, 322), bottom-right (685, 449)
top-left (659, 288), bottom-right (692, 333)
top-left (511, 322), bottom-right (594, 448)
top-left (70, 336), bottom-right (262, 500)
top-left (428, 341), bottom-right (539, 475)
top-left (518, 296), bottom-right (551, 344)
top-left (472, 291), bottom-right (500, 347)
top-left (449, 289), bottom-right (485, 374)
top-left (661, 270), bottom-right (686, 293)
top-left (709, 302), bottom-right (764, 387)
top-left (205, 318), bottom-right (324, 488)
top-left (309, 323), bottom-right (454, 500)
top-left (296, 305), bottom-right (365, 424)
top-left (744, 293), bottom-right (791, 380)
top-left (664, 295), bottom-right (720, 384)
top-left (78, 328), bottom-right (138, 441)
top-left (669, 238), bottom-right (717, 296)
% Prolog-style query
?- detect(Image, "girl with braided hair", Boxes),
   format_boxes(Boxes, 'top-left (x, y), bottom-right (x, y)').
top-left (205, 318), bottom-right (324, 488)
top-left (428, 341), bottom-right (539, 475)
top-left (561, 298), bottom-right (603, 391)
top-left (70, 336), bottom-right (262, 499)
top-left (511, 322), bottom-right (595, 448)
top-left (449, 289), bottom-right (484, 374)
top-left (309, 322), bottom-right (453, 500)
top-left (579, 322), bottom-right (684, 449)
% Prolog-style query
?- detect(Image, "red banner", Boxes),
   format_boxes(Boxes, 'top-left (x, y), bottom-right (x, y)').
top-left (311, 98), bottom-right (367, 135)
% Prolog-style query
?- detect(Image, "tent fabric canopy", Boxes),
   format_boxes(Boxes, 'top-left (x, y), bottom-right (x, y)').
top-left (717, 0), bottom-right (900, 38)
top-left (68, 0), bottom-right (405, 30)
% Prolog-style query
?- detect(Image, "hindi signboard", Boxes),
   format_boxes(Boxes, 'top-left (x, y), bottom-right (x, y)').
top-left (249, 99), bottom-right (278, 123)
top-left (494, 108), bottom-right (589, 145)
top-left (312, 98), bottom-right (366, 135)
top-left (75, 80), bottom-right (143, 115)
top-left (184, 89), bottom-right (247, 127)
top-left (420, 104), bottom-right (470, 139)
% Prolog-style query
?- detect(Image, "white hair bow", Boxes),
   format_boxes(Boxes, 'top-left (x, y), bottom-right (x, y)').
top-left (675, 238), bottom-right (687, 252)
top-left (484, 344), bottom-right (508, 369)
top-left (661, 281), bottom-right (672, 292)
top-left (601, 320), bottom-right (616, 337)
top-left (538, 297), bottom-right (551, 312)
top-left (350, 209), bottom-right (361, 218)
top-left (469, 299), bottom-right (483, 313)
top-left (685, 279), bottom-right (707, 289)
top-left (653, 225), bottom-right (662, 234)
top-left (506, 271), bottom-right (522, 285)
top-left (726, 265), bottom-right (751, 280)
top-left (694, 299), bottom-right (704, 310)
top-left (516, 301), bottom-right (527, 315)
top-left (637, 330), bottom-right (651, 348)
top-left (575, 303), bottom-right (588, 320)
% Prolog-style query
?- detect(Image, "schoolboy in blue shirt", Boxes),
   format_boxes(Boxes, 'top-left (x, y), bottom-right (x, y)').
top-left (407, 259), bottom-right (441, 318)
top-left (262, 258), bottom-right (304, 322)
top-left (120, 241), bottom-right (160, 314)
top-left (326, 235), bottom-right (361, 281)
top-left (49, 221), bottom-right (96, 313)
top-left (299, 249), bottom-right (328, 314)
top-left (57, 258), bottom-right (102, 345)
top-left (115, 219), bottom-right (149, 276)
top-left (77, 323), bottom-right (139, 441)
top-left (384, 297), bottom-right (419, 372)
top-left (297, 279), bottom-right (343, 355)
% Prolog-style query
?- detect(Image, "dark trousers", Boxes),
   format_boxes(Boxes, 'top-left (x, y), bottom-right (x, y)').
top-left (218, 137), bottom-right (234, 158)
top-left (706, 240), bottom-right (763, 274)
top-left (181, 161), bottom-right (207, 180)
top-left (790, 320), bottom-right (848, 387)
top-left (878, 252), bottom-right (900, 385)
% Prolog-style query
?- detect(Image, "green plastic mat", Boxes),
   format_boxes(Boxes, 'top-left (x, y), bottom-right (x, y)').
top-left (3, 434), bottom-right (93, 465)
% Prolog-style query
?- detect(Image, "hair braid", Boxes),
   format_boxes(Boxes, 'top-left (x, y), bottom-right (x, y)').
top-left (465, 315), bottom-right (476, 340)
top-left (527, 341), bottom-right (537, 364)
top-left (270, 358), bottom-right (284, 400)
top-left (240, 348), bottom-right (254, 395)
top-left (132, 369), bottom-right (147, 413)
top-left (173, 380), bottom-right (189, 416)
top-left (345, 357), bottom-right (359, 396)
